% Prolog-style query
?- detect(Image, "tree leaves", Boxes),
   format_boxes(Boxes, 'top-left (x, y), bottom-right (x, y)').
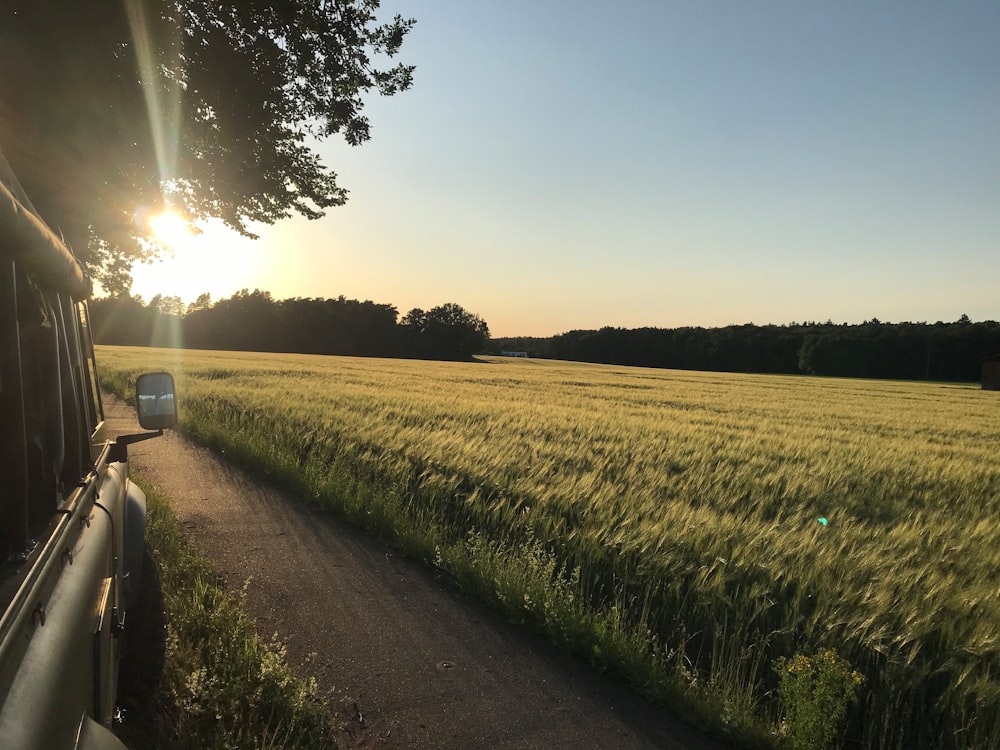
top-left (0, 0), bottom-right (414, 293)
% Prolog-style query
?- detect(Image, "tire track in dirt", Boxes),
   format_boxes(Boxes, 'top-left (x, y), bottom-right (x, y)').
top-left (105, 393), bottom-right (730, 750)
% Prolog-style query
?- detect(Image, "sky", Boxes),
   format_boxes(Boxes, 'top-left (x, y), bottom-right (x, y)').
top-left (130, 1), bottom-right (1000, 338)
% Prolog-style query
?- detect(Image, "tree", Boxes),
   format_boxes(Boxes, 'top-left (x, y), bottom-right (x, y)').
top-left (0, 1), bottom-right (414, 292)
top-left (148, 293), bottom-right (186, 317)
top-left (186, 293), bottom-right (213, 315)
top-left (402, 303), bottom-right (491, 360)
top-left (89, 296), bottom-right (155, 346)
top-left (400, 307), bottom-right (427, 330)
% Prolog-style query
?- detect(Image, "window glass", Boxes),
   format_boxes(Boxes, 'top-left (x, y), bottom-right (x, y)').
top-left (78, 303), bottom-right (105, 444)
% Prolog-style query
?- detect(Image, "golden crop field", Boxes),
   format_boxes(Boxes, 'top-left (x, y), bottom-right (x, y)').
top-left (98, 345), bottom-right (1000, 748)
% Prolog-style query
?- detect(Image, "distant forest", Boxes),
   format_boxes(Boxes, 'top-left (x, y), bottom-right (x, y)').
top-left (91, 293), bottom-right (999, 382)
top-left (90, 291), bottom-right (490, 361)
top-left (494, 316), bottom-right (1000, 382)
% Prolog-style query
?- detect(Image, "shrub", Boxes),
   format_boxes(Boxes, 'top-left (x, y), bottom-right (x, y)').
top-left (775, 650), bottom-right (863, 750)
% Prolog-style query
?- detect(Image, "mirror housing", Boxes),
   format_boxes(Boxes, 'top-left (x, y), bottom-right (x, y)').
top-left (135, 372), bottom-right (178, 430)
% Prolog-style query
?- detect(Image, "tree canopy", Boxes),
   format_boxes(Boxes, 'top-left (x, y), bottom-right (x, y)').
top-left (401, 303), bottom-right (492, 360)
top-left (91, 293), bottom-right (492, 361)
top-left (0, 1), bottom-right (414, 292)
top-left (493, 317), bottom-right (1000, 383)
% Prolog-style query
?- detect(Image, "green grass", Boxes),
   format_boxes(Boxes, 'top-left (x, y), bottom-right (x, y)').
top-left (116, 473), bottom-right (338, 750)
top-left (99, 346), bottom-right (1000, 749)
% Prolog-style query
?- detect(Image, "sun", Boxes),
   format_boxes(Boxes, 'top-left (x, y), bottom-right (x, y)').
top-left (130, 214), bottom-right (263, 305)
top-left (148, 210), bottom-right (194, 252)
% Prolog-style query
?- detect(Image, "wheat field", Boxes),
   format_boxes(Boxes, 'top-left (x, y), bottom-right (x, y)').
top-left (98, 346), bottom-right (1000, 748)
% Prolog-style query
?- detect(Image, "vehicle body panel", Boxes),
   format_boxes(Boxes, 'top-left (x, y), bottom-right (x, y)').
top-left (0, 142), bottom-right (170, 748)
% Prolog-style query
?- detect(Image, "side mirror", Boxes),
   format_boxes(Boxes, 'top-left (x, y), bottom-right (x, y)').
top-left (136, 372), bottom-right (178, 430)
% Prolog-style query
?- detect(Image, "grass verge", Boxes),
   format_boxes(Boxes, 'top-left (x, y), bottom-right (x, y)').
top-left (115, 473), bottom-right (338, 750)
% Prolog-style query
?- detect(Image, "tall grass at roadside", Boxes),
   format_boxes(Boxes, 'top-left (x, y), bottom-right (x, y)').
top-left (100, 346), bottom-right (1000, 749)
top-left (116, 473), bottom-right (337, 750)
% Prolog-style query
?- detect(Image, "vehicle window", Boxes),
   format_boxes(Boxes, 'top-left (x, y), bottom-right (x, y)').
top-left (78, 302), bottom-right (105, 445)
top-left (0, 261), bottom-right (24, 559)
top-left (11, 279), bottom-right (64, 535)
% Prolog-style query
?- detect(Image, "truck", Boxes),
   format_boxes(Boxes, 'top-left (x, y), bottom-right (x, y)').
top-left (0, 144), bottom-right (176, 748)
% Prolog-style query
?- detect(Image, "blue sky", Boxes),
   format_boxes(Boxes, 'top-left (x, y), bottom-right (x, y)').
top-left (132, 1), bottom-right (1000, 337)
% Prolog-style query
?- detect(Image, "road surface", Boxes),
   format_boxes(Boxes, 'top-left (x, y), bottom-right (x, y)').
top-left (105, 393), bottom-right (730, 750)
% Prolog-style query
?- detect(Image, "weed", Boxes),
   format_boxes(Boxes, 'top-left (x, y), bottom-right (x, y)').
top-left (774, 650), bottom-right (863, 750)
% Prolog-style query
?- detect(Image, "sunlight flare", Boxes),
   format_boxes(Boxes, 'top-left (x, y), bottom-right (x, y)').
top-left (131, 218), bottom-right (263, 305)
top-left (149, 211), bottom-right (193, 251)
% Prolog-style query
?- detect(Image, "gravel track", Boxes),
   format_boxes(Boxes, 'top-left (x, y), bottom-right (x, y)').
top-left (105, 393), bottom-right (730, 750)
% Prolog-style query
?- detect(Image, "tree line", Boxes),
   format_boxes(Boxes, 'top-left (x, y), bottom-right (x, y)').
top-left (493, 316), bottom-right (1000, 382)
top-left (93, 293), bottom-right (998, 381)
top-left (90, 291), bottom-right (490, 361)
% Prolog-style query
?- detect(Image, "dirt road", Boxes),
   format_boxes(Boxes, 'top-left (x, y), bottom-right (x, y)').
top-left (106, 394), bottom-right (730, 750)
